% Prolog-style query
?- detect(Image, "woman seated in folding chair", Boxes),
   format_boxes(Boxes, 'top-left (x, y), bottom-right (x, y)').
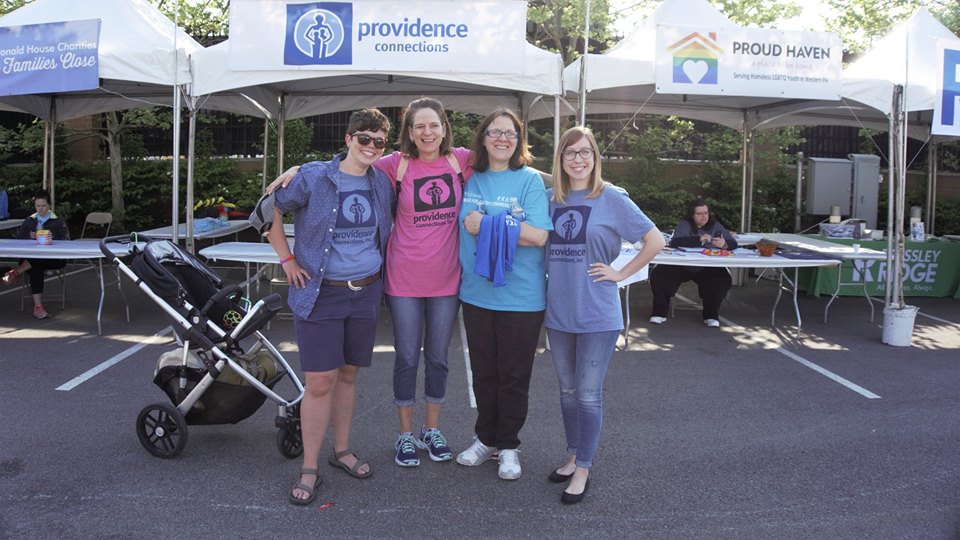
top-left (2, 190), bottom-right (69, 319)
top-left (649, 199), bottom-right (737, 328)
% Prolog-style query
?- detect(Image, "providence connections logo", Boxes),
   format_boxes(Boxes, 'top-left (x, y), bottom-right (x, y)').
top-left (284, 3), bottom-right (353, 65)
top-left (667, 32), bottom-right (722, 85)
top-left (549, 206), bottom-right (590, 244)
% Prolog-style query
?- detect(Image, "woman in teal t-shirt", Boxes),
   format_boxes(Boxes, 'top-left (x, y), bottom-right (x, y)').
top-left (455, 108), bottom-right (552, 482)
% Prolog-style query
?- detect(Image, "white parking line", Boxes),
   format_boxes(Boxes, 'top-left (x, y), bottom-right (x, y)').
top-left (457, 311), bottom-right (477, 409)
top-left (675, 293), bottom-right (882, 399)
top-left (55, 326), bottom-right (173, 391)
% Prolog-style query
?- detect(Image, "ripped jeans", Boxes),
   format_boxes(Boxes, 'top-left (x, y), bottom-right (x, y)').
top-left (546, 328), bottom-right (620, 468)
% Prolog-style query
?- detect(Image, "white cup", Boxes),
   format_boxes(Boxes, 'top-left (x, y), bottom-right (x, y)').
top-left (852, 243), bottom-right (860, 253)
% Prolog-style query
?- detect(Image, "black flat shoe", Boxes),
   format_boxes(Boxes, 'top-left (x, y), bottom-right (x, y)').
top-left (548, 469), bottom-right (574, 483)
top-left (561, 479), bottom-right (590, 504)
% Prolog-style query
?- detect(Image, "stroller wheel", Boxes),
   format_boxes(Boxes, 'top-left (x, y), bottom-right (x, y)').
top-left (277, 426), bottom-right (303, 459)
top-left (136, 403), bottom-right (189, 458)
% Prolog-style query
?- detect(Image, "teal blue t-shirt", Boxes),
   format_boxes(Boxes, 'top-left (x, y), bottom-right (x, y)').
top-left (545, 185), bottom-right (655, 332)
top-left (458, 166), bottom-right (552, 311)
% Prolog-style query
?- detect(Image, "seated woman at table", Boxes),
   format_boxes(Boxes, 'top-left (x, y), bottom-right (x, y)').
top-left (2, 190), bottom-right (69, 319)
top-left (649, 199), bottom-right (738, 328)
top-left (545, 126), bottom-right (664, 504)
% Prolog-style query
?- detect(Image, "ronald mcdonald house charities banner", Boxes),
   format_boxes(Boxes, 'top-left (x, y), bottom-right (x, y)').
top-left (229, 0), bottom-right (527, 74)
top-left (655, 25), bottom-right (842, 100)
top-left (0, 19), bottom-right (100, 96)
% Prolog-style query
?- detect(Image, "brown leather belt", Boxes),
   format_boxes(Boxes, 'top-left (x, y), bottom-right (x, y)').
top-left (321, 271), bottom-right (381, 291)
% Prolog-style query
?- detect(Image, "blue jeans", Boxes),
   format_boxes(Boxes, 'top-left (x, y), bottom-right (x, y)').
top-left (387, 294), bottom-right (460, 407)
top-left (546, 328), bottom-right (620, 468)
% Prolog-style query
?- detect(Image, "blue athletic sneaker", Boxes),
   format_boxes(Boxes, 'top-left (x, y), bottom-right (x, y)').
top-left (395, 433), bottom-right (420, 467)
top-left (417, 427), bottom-right (453, 462)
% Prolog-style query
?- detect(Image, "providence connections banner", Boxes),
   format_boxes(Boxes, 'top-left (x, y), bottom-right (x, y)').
top-left (654, 25), bottom-right (842, 100)
top-left (229, 0), bottom-right (527, 74)
top-left (0, 19), bottom-right (100, 96)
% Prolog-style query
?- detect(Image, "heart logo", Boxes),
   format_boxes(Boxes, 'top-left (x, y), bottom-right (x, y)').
top-left (681, 60), bottom-right (709, 84)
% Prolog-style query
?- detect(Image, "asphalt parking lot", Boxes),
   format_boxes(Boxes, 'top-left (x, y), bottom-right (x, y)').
top-left (1, 261), bottom-right (958, 539)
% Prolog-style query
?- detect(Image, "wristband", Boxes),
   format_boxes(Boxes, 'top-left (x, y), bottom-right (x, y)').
top-left (279, 255), bottom-right (295, 264)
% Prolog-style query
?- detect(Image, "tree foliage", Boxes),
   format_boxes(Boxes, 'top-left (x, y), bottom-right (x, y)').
top-left (527, 0), bottom-right (620, 63)
top-left (825, 0), bottom-right (959, 54)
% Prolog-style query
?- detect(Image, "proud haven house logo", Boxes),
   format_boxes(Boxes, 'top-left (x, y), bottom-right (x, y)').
top-left (668, 32), bottom-right (722, 85)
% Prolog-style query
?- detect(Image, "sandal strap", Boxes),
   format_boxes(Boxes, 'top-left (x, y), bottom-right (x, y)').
top-left (332, 449), bottom-right (368, 474)
top-left (299, 467), bottom-right (320, 476)
top-left (331, 448), bottom-right (354, 460)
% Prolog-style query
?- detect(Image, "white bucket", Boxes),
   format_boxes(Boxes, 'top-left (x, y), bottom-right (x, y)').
top-left (881, 304), bottom-right (919, 347)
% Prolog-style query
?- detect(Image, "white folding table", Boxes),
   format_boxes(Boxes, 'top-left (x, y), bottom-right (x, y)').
top-left (139, 220), bottom-right (252, 241)
top-left (761, 233), bottom-right (888, 322)
top-left (628, 245), bottom-right (841, 333)
top-left (0, 239), bottom-right (133, 334)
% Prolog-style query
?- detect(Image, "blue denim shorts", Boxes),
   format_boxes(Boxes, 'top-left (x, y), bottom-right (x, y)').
top-left (293, 278), bottom-right (382, 372)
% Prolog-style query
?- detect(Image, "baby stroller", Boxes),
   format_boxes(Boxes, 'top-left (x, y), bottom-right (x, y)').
top-left (100, 235), bottom-right (304, 459)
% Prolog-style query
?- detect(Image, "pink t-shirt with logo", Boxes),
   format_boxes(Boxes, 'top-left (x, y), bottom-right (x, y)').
top-left (374, 147), bottom-right (474, 297)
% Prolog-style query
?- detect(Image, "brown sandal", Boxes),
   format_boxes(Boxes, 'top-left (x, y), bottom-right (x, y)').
top-left (327, 448), bottom-right (372, 479)
top-left (289, 467), bottom-right (322, 506)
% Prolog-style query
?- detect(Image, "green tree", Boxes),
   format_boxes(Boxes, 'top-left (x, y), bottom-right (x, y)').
top-left (824, 0), bottom-right (959, 54)
top-left (527, 0), bottom-right (620, 63)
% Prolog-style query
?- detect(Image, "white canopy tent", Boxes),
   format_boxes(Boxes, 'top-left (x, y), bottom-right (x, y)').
top-left (191, 40), bottom-right (566, 122)
top-left (181, 39), bottom-right (567, 249)
top-left (0, 0), bottom-right (200, 234)
top-left (563, 0), bottom-right (960, 312)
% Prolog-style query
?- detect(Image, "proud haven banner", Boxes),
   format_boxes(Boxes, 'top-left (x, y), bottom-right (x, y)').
top-left (229, 0), bottom-right (527, 74)
top-left (655, 25), bottom-right (842, 100)
top-left (0, 19), bottom-right (100, 96)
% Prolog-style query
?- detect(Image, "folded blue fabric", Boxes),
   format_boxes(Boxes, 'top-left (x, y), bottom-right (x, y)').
top-left (474, 213), bottom-right (521, 287)
top-left (192, 217), bottom-right (222, 234)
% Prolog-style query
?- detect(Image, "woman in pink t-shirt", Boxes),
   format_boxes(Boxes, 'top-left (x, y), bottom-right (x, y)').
top-left (373, 97), bottom-right (473, 468)
top-left (265, 98), bottom-right (472, 468)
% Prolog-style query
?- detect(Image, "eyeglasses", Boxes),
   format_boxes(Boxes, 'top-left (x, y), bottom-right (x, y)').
top-left (350, 133), bottom-right (387, 149)
top-left (562, 149), bottom-right (593, 161)
top-left (484, 128), bottom-right (519, 140)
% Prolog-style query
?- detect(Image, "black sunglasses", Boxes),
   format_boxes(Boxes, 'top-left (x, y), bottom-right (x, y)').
top-left (350, 133), bottom-right (387, 149)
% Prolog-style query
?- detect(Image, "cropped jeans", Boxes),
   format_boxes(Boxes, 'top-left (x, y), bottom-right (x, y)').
top-left (386, 294), bottom-right (460, 407)
top-left (546, 328), bottom-right (620, 468)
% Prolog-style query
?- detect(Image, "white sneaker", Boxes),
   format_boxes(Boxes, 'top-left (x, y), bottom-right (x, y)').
top-left (498, 449), bottom-right (521, 480)
top-left (704, 318), bottom-right (720, 327)
top-left (456, 439), bottom-right (498, 466)
top-left (649, 316), bottom-right (667, 324)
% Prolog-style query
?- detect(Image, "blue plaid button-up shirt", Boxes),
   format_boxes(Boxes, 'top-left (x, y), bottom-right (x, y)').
top-left (274, 153), bottom-right (394, 318)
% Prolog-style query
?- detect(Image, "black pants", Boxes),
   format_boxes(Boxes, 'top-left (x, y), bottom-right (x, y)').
top-left (650, 265), bottom-right (731, 320)
top-left (461, 302), bottom-right (544, 450)
top-left (21, 258), bottom-right (66, 295)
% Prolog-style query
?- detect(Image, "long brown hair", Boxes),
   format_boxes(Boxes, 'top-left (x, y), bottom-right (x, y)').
top-left (469, 108), bottom-right (532, 172)
top-left (551, 126), bottom-right (605, 204)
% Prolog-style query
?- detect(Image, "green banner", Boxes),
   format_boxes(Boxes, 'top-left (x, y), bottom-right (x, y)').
top-left (798, 237), bottom-right (960, 298)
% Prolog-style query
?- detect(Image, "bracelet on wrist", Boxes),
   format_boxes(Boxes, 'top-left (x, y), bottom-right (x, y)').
top-left (279, 255), bottom-right (295, 264)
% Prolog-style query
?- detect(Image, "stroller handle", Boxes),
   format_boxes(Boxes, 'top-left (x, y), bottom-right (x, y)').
top-left (99, 233), bottom-right (154, 259)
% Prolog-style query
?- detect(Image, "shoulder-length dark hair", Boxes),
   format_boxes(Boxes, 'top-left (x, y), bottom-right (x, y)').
top-left (397, 97), bottom-right (452, 158)
top-left (685, 198), bottom-right (715, 227)
top-left (469, 108), bottom-right (532, 172)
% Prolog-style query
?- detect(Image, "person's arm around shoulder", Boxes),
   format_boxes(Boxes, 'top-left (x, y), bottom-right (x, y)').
top-left (265, 165), bottom-right (302, 195)
top-left (517, 167), bottom-right (551, 247)
top-left (266, 207), bottom-right (310, 289)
